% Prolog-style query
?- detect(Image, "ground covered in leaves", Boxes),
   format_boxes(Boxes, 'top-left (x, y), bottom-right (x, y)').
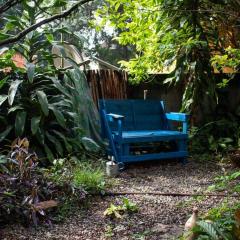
top-left (2, 159), bottom-right (234, 240)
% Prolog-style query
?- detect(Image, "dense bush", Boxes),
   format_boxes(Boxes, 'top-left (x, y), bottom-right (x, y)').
top-left (0, 138), bottom-right (85, 226)
top-left (189, 118), bottom-right (240, 155)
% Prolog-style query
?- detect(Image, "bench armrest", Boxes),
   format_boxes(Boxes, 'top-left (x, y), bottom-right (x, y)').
top-left (166, 112), bottom-right (189, 122)
top-left (166, 112), bottom-right (189, 134)
top-left (107, 113), bottom-right (124, 121)
top-left (106, 113), bottom-right (124, 138)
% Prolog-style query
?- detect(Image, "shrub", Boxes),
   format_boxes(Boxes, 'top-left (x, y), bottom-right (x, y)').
top-left (0, 138), bottom-right (86, 226)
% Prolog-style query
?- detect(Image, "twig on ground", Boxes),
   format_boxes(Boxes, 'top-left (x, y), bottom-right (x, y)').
top-left (97, 191), bottom-right (239, 198)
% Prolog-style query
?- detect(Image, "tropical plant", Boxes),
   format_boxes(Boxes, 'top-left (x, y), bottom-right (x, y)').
top-left (186, 204), bottom-right (240, 240)
top-left (0, 1), bottom-right (101, 161)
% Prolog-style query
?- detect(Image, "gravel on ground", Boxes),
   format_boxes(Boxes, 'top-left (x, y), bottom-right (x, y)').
top-left (2, 158), bottom-right (235, 240)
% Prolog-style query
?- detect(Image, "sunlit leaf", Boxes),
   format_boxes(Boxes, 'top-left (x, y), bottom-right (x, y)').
top-left (8, 80), bottom-right (23, 106)
top-left (26, 63), bottom-right (35, 83)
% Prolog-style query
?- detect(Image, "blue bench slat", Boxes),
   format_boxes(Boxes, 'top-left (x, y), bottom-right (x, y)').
top-left (102, 100), bottom-right (135, 131)
top-left (132, 100), bottom-right (166, 130)
top-left (113, 130), bottom-right (187, 143)
top-left (121, 151), bottom-right (188, 162)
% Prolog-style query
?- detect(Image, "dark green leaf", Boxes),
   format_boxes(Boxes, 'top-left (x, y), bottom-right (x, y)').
top-left (8, 105), bottom-right (23, 114)
top-left (0, 76), bottom-right (8, 89)
top-left (36, 129), bottom-right (45, 145)
top-left (31, 116), bottom-right (41, 135)
top-left (36, 90), bottom-right (49, 116)
top-left (46, 132), bottom-right (63, 156)
top-left (52, 130), bottom-right (72, 152)
top-left (44, 145), bottom-right (54, 161)
top-left (53, 0), bottom-right (67, 8)
top-left (0, 126), bottom-right (13, 142)
top-left (49, 105), bottom-right (66, 128)
top-left (15, 111), bottom-right (27, 137)
top-left (0, 32), bottom-right (11, 41)
top-left (82, 137), bottom-right (100, 152)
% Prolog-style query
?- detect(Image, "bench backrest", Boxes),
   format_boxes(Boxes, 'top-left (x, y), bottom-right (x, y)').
top-left (99, 100), bottom-right (168, 135)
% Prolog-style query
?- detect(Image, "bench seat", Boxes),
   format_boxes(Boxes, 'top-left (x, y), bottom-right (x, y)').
top-left (113, 130), bottom-right (187, 142)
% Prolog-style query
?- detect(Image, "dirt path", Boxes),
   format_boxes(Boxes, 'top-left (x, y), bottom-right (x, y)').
top-left (2, 159), bottom-right (232, 240)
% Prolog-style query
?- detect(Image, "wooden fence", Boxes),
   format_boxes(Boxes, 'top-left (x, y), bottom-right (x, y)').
top-left (85, 70), bottom-right (128, 108)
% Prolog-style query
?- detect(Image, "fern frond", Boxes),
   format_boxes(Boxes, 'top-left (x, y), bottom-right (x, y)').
top-left (197, 221), bottom-right (219, 240)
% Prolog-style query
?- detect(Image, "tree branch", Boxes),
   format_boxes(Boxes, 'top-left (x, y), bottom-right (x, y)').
top-left (0, 0), bottom-right (93, 47)
top-left (0, 0), bottom-right (22, 15)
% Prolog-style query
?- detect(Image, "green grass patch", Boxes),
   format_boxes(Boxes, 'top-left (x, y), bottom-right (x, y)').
top-left (73, 162), bottom-right (105, 193)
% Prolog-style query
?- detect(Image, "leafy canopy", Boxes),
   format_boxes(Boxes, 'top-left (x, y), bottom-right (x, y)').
top-left (97, 0), bottom-right (240, 115)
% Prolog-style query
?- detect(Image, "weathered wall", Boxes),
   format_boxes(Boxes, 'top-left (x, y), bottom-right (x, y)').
top-left (127, 74), bottom-right (240, 123)
top-left (127, 74), bottom-right (184, 112)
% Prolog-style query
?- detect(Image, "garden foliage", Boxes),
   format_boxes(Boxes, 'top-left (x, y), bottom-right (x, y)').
top-left (0, 1), bottom-right (101, 162)
top-left (97, 0), bottom-right (240, 118)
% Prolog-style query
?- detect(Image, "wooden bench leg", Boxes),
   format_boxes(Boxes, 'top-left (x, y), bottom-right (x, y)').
top-left (177, 139), bottom-right (188, 165)
top-left (122, 144), bottom-right (130, 156)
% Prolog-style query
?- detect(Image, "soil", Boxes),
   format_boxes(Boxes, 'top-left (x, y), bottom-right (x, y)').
top-left (2, 158), bottom-right (236, 240)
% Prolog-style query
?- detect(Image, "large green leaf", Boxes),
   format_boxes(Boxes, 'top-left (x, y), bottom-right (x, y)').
top-left (36, 90), bottom-right (49, 116)
top-left (8, 105), bottom-right (24, 114)
top-left (36, 128), bottom-right (45, 145)
top-left (0, 32), bottom-right (11, 41)
top-left (50, 77), bottom-right (71, 97)
top-left (44, 145), bottom-right (54, 161)
top-left (49, 105), bottom-right (66, 128)
top-left (0, 76), bottom-right (8, 90)
top-left (31, 116), bottom-right (41, 135)
top-left (197, 221), bottom-right (218, 240)
top-left (0, 95), bottom-right (8, 107)
top-left (8, 80), bottom-right (23, 106)
top-left (81, 137), bottom-right (100, 152)
top-left (52, 130), bottom-right (72, 152)
top-left (0, 125), bottom-right (13, 142)
top-left (15, 111), bottom-right (27, 137)
top-left (26, 63), bottom-right (35, 83)
top-left (46, 131), bottom-right (63, 156)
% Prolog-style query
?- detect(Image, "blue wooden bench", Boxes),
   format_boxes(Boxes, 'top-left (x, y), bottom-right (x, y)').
top-left (99, 99), bottom-right (189, 164)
